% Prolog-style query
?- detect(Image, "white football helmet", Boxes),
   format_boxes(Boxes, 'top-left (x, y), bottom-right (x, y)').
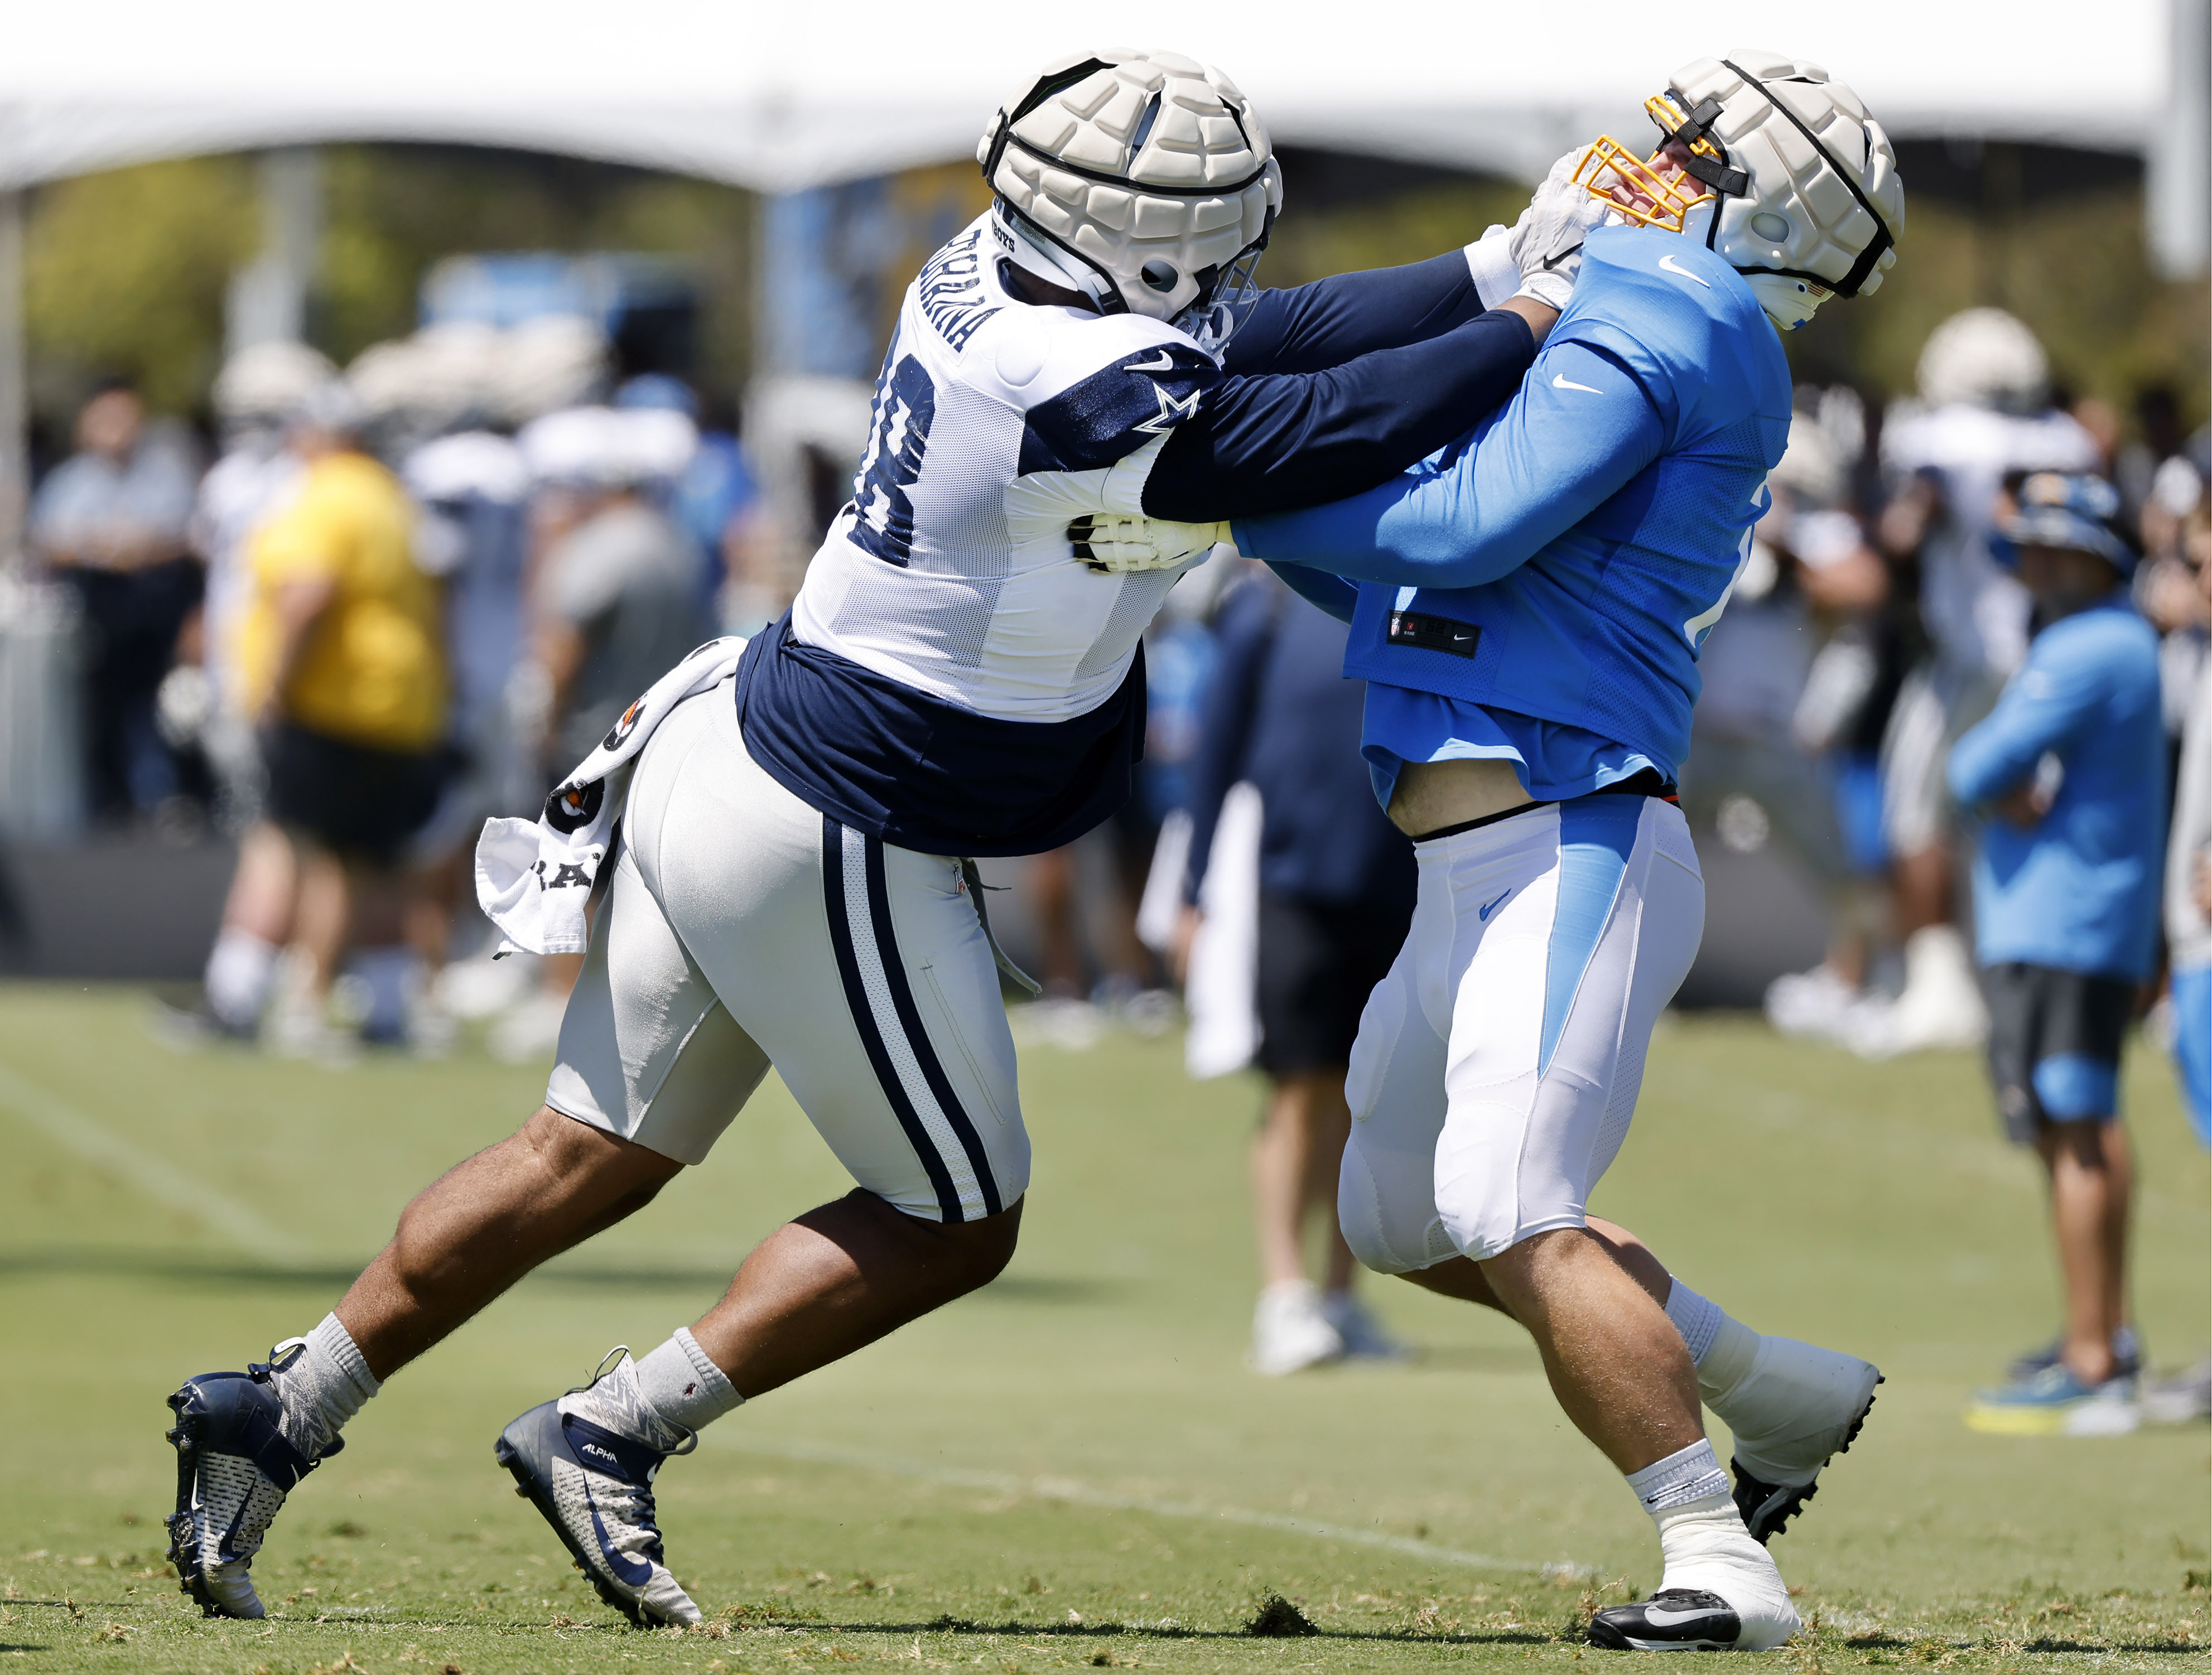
top-left (1577, 50), bottom-right (1905, 331)
top-left (979, 50), bottom-right (1282, 351)
top-left (1915, 308), bottom-right (2049, 413)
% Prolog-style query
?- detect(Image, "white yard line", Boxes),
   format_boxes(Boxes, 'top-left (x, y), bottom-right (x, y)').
top-left (715, 1431), bottom-right (1579, 1576)
top-left (0, 1059), bottom-right (309, 1261)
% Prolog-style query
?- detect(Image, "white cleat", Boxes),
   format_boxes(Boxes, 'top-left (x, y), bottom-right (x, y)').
top-left (1248, 1280), bottom-right (1344, 1376)
top-left (1717, 1338), bottom-right (1882, 1542)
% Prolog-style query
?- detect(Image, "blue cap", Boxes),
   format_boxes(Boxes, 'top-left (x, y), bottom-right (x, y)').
top-left (1990, 472), bottom-right (2134, 575)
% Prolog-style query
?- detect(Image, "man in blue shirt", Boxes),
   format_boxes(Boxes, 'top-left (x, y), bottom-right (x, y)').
top-left (1082, 48), bottom-right (1906, 1653)
top-left (1948, 474), bottom-right (2165, 1435)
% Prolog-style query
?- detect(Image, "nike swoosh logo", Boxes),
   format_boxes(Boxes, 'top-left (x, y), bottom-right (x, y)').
top-left (1539, 241), bottom-right (1584, 272)
top-left (1552, 373), bottom-right (1603, 395)
top-left (1124, 349), bottom-right (1179, 374)
top-left (585, 1484), bottom-right (654, 1587)
top-left (1477, 889), bottom-right (1511, 921)
top-left (1658, 252), bottom-right (1712, 287)
top-left (1644, 1606), bottom-right (1728, 1628)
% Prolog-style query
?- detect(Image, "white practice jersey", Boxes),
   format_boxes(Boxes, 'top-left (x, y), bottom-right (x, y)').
top-left (1881, 400), bottom-right (2100, 678)
top-left (792, 211), bottom-right (1220, 725)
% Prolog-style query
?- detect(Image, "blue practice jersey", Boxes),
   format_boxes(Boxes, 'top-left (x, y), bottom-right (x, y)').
top-left (1948, 595), bottom-right (2166, 982)
top-left (1233, 225), bottom-right (1793, 802)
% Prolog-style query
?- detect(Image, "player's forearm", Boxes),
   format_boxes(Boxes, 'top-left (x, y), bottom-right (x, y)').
top-left (1223, 252), bottom-right (1488, 376)
top-left (1144, 311), bottom-right (1535, 522)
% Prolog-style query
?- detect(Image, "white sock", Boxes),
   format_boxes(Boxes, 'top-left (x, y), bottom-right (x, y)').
top-left (1627, 1442), bottom-right (1795, 1640)
top-left (268, 1313), bottom-right (379, 1460)
top-left (1625, 1437), bottom-right (1731, 1514)
top-left (561, 1339), bottom-right (737, 1454)
top-left (205, 929), bottom-right (279, 1030)
top-left (1664, 1280), bottom-right (1761, 1410)
top-left (634, 1329), bottom-right (745, 1435)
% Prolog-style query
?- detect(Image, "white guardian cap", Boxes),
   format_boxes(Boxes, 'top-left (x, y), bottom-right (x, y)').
top-left (979, 49), bottom-right (1283, 352)
top-left (1577, 50), bottom-right (1905, 331)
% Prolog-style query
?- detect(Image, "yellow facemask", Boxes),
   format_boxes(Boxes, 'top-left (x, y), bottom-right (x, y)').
top-left (1572, 93), bottom-right (1730, 233)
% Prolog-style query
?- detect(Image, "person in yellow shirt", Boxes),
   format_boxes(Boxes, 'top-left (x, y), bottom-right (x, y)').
top-left (228, 392), bottom-right (449, 1040)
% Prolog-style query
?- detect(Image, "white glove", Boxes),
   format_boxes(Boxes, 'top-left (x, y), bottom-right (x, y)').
top-left (1503, 147), bottom-right (1619, 311)
top-left (1069, 513), bottom-right (1231, 575)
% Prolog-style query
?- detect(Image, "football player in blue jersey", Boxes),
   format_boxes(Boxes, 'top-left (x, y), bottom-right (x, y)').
top-left (1086, 51), bottom-right (1906, 1651)
top-left (159, 50), bottom-right (1618, 1630)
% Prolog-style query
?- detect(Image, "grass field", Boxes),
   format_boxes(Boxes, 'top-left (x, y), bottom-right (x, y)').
top-left (1, 984), bottom-right (2205, 1674)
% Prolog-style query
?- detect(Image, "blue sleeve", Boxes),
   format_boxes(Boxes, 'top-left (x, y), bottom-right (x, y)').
top-left (1948, 634), bottom-right (2109, 807)
top-left (1265, 561), bottom-right (1358, 624)
top-left (1221, 253), bottom-right (1486, 375)
top-left (1183, 580), bottom-right (1276, 900)
top-left (1143, 311), bottom-right (1536, 520)
top-left (1228, 338), bottom-right (1666, 588)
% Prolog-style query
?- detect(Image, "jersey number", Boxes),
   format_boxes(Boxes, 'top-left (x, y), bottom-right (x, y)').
top-left (1683, 485), bottom-right (1770, 650)
top-left (849, 353), bottom-right (937, 567)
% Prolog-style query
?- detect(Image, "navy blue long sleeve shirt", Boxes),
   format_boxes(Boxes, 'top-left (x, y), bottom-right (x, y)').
top-left (1184, 569), bottom-right (1416, 912)
top-left (1145, 252), bottom-right (1533, 520)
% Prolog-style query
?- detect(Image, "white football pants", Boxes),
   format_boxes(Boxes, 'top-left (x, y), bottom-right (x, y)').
top-left (1338, 793), bottom-right (1703, 1267)
top-left (546, 682), bottom-right (1029, 1222)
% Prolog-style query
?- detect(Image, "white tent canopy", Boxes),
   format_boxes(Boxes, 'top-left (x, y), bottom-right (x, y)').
top-left (2, 1), bottom-right (2165, 194)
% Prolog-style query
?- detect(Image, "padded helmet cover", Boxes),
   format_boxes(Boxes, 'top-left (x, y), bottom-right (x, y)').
top-left (978, 50), bottom-right (1283, 326)
top-left (1671, 50), bottom-right (1905, 300)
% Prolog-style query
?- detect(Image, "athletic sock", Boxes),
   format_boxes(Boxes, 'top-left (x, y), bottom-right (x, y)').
top-left (205, 929), bottom-right (279, 1031)
top-left (634, 1329), bottom-right (745, 1435)
top-left (561, 1334), bottom-right (740, 1454)
top-left (268, 1313), bottom-right (379, 1460)
top-left (1664, 1280), bottom-right (1762, 1410)
top-left (1625, 1437), bottom-right (1731, 1514)
top-left (1627, 1441), bottom-right (1793, 1628)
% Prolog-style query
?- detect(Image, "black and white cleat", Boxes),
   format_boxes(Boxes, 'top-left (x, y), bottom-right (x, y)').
top-left (1588, 1588), bottom-right (1747, 1650)
top-left (493, 1398), bottom-right (701, 1627)
top-left (165, 1355), bottom-right (338, 1619)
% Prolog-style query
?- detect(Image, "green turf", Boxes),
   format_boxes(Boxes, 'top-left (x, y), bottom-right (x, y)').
top-left (0, 986), bottom-right (2204, 1674)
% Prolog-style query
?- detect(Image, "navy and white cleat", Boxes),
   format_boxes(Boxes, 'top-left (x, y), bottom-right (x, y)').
top-left (1588, 1588), bottom-right (1764, 1651)
top-left (165, 1357), bottom-right (339, 1619)
top-left (1723, 1341), bottom-right (1882, 1544)
top-left (494, 1396), bottom-right (700, 1626)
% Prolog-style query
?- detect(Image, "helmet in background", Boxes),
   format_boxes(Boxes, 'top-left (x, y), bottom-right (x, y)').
top-left (1578, 50), bottom-right (1904, 331)
top-left (1916, 308), bottom-right (2050, 414)
top-left (979, 50), bottom-right (1281, 350)
top-left (212, 341), bottom-right (338, 427)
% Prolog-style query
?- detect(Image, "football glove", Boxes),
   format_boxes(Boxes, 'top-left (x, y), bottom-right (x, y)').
top-left (1069, 513), bottom-right (1232, 575)
top-left (1506, 147), bottom-right (1621, 310)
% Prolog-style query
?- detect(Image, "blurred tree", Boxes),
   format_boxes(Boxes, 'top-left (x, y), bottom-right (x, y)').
top-left (18, 144), bottom-right (2205, 452)
top-left (25, 157), bottom-right (257, 425)
top-left (316, 146), bottom-right (755, 394)
top-left (1262, 177), bottom-right (1529, 291)
top-left (1789, 187), bottom-right (2209, 423)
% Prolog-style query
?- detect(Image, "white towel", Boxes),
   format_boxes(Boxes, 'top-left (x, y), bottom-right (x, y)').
top-left (475, 637), bottom-right (748, 957)
top-left (1183, 780), bottom-right (1263, 1080)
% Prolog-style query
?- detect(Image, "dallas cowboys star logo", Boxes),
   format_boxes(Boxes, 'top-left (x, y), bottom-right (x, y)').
top-left (1134, 381), bottom-right (1202, 436)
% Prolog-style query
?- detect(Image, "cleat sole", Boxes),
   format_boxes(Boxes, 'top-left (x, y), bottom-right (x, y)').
top-left (166, 1386), bottom-right (225, 1619)
top-left (1733, 1377), bottom-right (1882, 1544)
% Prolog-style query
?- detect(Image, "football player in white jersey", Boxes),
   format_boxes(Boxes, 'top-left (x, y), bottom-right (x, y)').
top-left (161, 49), bottom-right (1606, 1628)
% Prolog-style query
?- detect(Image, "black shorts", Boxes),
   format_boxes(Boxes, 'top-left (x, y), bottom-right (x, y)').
top-left (1983, 961), bottom-right (2134, 1142)
top-left (1255, 891), bottom-right (1413, 1080)
top-left (265, 722), bottom-right (445, 866)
